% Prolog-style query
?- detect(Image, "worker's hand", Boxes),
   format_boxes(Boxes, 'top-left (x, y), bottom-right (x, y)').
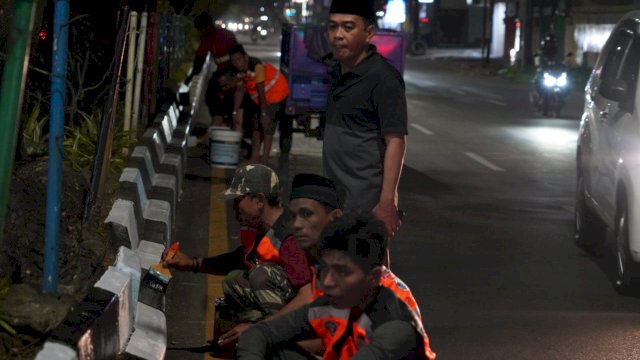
top-left (217, 322), bottom-right (253, 347)
top-left (161, 250), bottom-right (193, 272)
top-left (372, 199), bottom-right (401, 238)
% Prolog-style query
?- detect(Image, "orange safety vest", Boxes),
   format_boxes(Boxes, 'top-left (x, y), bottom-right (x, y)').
top-left (310, 266), bottom-right (436, 360)
top-left (243, 228), bottom-right (283, 268)
top-left (240, 61), bottom-right (289, 105)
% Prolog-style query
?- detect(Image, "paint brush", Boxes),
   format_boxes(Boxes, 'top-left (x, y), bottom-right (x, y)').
top-left (138, 242), bottom-right (179, 310)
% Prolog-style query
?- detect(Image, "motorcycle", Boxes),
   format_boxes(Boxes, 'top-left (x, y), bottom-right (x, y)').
top-left (530, 63), bottom-right (570, 118)
top-left (250, 26), bottom-right (268, 44)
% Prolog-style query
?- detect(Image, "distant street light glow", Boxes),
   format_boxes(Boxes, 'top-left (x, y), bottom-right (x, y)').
top-left (383, 0), bottom-right (406, 24)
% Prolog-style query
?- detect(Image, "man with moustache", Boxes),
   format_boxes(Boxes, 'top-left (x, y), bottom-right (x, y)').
top-left (322, 0), bottom-right (408, 268)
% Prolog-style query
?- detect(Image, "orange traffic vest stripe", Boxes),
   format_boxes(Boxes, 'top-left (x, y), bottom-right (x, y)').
top-left (242, 63), bottom-right (289, 105)
top-left (244, 228), bottom-right (282, 268)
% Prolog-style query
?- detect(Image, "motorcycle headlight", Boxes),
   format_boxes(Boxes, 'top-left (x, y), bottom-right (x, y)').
top-left (557, 72), bottom-right (568, 87)
top-left (543, 72), bottom-right (557, 87)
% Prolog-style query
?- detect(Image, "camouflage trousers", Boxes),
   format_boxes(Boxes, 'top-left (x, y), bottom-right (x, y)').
top-left (222, 262), bottom-right (294, 322)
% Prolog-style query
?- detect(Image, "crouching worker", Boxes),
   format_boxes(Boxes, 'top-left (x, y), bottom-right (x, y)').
top-left (230, 44), bottom-right (289, 165)
top-left (162, 164), bottom-right (313, 347)
top-left (236, 212), bottom-right (436, 359)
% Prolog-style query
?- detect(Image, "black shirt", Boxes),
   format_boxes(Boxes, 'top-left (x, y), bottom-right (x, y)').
top-left (322, 45), bottom-right (408, 211)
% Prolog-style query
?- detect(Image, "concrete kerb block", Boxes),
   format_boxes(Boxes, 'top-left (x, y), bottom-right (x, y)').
top-left (136, 240), bottom-right (165, 271)
top-left (141, 131), bottom-right (184, 192)
top-left (49, 287), bottom-right (120, 360)
top-left (35, 341), bottom-right (78, 360)
top-left (136, 241), bottom-right (167, 312)
top-left (131, 145), bottom-right (181, 201)
top-left (105, 199), bottom-right (140, 250)
top-left (115, 246), bottom-right (142, 314)
top-left (118, 170), bottom-right (171, 247)
top-left (125, 302), bottom-right (167, 360)
top-left (94, 267), bottom-right (133, 353)
top-left (143, 199), bottom-right (172, 247)
top-left (150, 118), bottom-right (188, 171)
top-left (121, 167), bottom-right (175, 231)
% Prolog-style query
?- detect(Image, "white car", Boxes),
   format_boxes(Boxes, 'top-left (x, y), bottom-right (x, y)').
top-left (575, 10), bottom-right (640, 293)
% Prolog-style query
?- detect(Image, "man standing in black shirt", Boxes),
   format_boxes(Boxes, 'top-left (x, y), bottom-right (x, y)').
top-left (322, 0), bottom-right (408, 265)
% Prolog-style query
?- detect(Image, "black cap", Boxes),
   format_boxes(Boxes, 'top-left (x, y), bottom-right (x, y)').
top-left (329, 0), bottom-right (375, 22)
top-left (290, 173), bottom-right (341, 210)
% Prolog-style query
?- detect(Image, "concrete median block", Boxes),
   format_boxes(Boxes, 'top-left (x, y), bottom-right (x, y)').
top-left (140, 133), bottom-right (184, 191)
top-left (125, 302), bottom-right (167, 360)
top-left (94, 267), bottom-right (133, 352)
top-left (50, 287), bottom-right (120, 360)
top-left (35, 341), bottom-right (78, 360)
top-left (115, 246), bottom-right (142, 312)
top-left (118, 169), bottom-right (172, 247)
top-left (136, 240), bottom-right (164, 270)
top-left (144, 200), bottom-right (172, 246)
top-left (104, 199), bottom-right (140, 250)
top-left (131, 145), bottom-right (180, 201)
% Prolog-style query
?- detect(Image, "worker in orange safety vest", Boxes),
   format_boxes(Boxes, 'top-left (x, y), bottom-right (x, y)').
top-left (236, 211), bottom-right (436, 359)
top-left (230, 44), bottom-right (289, 165)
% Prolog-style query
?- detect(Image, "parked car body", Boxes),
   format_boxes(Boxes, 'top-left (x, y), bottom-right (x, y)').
top-left (575, 10), bottom-right (640, 293)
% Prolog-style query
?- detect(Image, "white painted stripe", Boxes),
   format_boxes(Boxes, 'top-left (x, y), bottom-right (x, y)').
top-left (464, 152), bottom-right (505, 171)
top-left (489, 99), bottom-right (507, 107)
top-left (451, 88), bottom-right (466, 95)
top-left (410, 123), bottom-right (434, 135)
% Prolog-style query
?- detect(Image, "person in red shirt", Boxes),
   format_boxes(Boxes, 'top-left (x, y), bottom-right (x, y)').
top-left (185, 12), bottom-right (255, 132)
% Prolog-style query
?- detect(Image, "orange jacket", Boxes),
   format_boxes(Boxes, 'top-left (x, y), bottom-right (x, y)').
top-left (311, 266), bottom-right (436, 359)
top-left (243, 228), bottom-right (283, 268)
top-left (240, 60), bottom-right (289, 105)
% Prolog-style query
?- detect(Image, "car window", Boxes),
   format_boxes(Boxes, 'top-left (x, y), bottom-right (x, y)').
top-left (601, 29), bottom-right (634, 83)
top-left (618, 36), bottom-right (640, 98)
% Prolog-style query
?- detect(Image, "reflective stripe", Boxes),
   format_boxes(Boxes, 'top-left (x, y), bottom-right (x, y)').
top-left (243, 63), bottom-right (289, 104)
top-left (250, 69), bottom-right (281, 101)
top-left (308, 305), bottom-right (349, 321)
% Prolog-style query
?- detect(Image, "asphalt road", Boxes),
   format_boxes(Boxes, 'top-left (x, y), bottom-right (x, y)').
top-left (165, 39), bottom-right (640, 360)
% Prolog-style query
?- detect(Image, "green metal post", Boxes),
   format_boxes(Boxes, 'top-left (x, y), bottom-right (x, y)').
top-left (0, 0), bottom-right (37, 248)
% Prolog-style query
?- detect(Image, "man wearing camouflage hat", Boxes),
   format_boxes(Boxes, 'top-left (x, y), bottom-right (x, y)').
top-left (163, 164), bottom-right (313, 346)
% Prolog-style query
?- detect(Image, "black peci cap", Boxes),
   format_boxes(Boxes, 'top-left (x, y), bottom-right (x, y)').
top-left (290, 173), bottom-right (341, 210)
top-left (329, 0), bottom-right (375, 22)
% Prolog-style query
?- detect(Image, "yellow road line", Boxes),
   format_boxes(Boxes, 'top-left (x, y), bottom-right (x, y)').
top-left (205, 167), bottom-right (229, 360)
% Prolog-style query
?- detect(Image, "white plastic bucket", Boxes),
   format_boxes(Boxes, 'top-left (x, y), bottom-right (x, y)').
top-left (209, 126), bottom-right (243, 168)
